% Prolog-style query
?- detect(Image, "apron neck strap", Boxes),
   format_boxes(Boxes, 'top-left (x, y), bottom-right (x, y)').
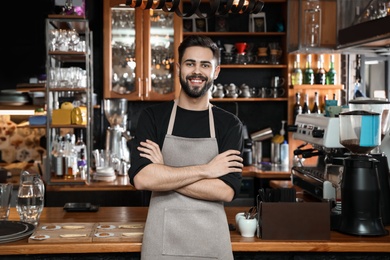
top-left (167, 100), bottom-right (215, 138)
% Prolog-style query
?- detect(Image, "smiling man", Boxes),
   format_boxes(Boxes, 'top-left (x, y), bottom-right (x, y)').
top-left (129, 35), bottom-right (244, 260)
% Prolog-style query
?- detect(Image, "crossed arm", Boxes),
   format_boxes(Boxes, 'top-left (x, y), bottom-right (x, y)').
top-left (133, 139), bottom-right (243, 202)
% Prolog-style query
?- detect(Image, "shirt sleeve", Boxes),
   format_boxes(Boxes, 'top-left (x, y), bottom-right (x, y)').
top-left (215, 110), bottom-right (244, 200)
top-left (128, 108), bottom-right (156, 186)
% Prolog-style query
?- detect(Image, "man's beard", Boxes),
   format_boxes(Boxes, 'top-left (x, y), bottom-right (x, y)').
top-left (180, 74), bottom-right (213, 98)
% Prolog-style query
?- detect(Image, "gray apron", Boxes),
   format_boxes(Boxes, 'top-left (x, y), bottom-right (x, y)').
top-left (141, 101), bottom-right (233, 260)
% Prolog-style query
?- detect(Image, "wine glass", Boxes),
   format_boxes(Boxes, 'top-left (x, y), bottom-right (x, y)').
top-left (68, 29), bottom-right (80, 51)
top-left (57, 29), bottom-right (69, 52)
top-left (49, 29), bottom-right (59, 51)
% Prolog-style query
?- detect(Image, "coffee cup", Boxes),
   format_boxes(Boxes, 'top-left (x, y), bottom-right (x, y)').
top-left (238, 217), bottom-right (257, 237)
top-left (271, 87), bottom-right (285, 98)
top-left (271, 76), bottom-right (285, 88)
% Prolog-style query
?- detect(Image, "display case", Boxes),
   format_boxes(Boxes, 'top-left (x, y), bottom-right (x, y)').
top-left (103, 0), bottom-right (182, 100)
top-left (45, 14), bottom-right (93, 184)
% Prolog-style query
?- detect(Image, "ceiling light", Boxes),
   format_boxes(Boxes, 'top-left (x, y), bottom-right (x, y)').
top-left (126, 0), bottom-right (264, 17)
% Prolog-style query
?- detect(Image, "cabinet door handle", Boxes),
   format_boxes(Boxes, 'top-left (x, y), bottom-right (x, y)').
top-left (144, 77), bottom-right (149, 98)
top-left (137, 77), bottom-right (142, 98)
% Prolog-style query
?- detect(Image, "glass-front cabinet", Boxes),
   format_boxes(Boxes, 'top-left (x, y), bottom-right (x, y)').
top-left (103, 0), bottom-right (182, 100)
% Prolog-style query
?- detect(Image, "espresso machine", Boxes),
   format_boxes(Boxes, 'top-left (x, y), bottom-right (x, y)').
top-left (103, 98), bottom-right (132, 175)
top-left (292, 114), bottom-right (346, 203)
top-left (292, 98), bottom-right (390, 236)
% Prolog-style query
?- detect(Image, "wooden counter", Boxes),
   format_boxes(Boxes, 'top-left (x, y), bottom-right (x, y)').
top-left (44, 165), bottom-right (291, 192)
top-left (2, 207), bottom-right (390, 256)
top-left (242, 165), bottom-right (291, 179)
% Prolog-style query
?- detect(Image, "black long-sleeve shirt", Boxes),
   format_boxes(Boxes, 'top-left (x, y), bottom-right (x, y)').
top-left (129, 100), bottom-right (244, 198)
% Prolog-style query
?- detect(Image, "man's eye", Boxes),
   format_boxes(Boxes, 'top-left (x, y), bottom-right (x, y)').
top-left (185, 62), bottom-right (194, 67)
top-left (202, 64), bottom-right (210, 68)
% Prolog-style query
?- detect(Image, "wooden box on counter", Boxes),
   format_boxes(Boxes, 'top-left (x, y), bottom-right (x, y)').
top-left (258, 201), bottom-right (330, 240)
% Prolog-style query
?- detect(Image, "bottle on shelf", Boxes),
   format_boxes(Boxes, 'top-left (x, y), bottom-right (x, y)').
top-left (63, 134), bottom-right (78, 179)
top-left (74, 131), bottom-right (86, 153)
top-left (332, 93), bottom-right (338, 105)
top-left (293, 92), bottom-right (302, 124)
top-left (311, 91), bottom-right (320, 114)
top-left (302, 93), bottom-right (310, 114)
top-left (291, 54), bottom-right (303, 85)
top-left (326, 54), bottom-right (337, 85)
top-left (77, 148), bottom-right (87, 180)
top-left (74, 130), bottom-right (87, 179)
top-left (315, 54), bottom-right (326, 85)
top-left (321, 94), bottom-right (328, 114)
top-left (52, 135), bottom-right (65, 178)
top-left (280, 140), bottom-right (289, 166)
top-left (303, 54), bottom-right (314, 85)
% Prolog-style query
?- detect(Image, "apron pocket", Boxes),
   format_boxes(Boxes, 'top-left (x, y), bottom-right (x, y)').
top-left (162, 207), bottom-right (219, 258)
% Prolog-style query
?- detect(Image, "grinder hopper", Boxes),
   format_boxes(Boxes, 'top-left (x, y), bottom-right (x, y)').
top-left (103, 98), bottom-right (130, 175)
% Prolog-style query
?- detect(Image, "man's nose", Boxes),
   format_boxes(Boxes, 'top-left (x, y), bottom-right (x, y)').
top-left (192, 64), bottom-right (202, 73)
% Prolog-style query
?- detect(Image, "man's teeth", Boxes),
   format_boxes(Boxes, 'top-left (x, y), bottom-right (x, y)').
top-left (191, 79), bottom-right (203, 83)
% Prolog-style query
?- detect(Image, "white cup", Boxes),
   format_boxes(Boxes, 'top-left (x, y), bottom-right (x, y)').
top-left (238, 217), bottom-right (258, 237)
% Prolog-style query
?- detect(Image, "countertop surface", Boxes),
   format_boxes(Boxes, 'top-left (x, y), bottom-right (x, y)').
top-left (1, 207), bottom-right (390, 255)
top-left (6, 165), bottom-right (291, 191)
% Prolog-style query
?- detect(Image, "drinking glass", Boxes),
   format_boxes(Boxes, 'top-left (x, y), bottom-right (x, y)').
top-left (68, 29), bottom-right (80, 51)
top-left (0, 183), bottom-right (13, 220)
top-left (57, 29), bottom-right (69, 52)
top-left (16, 171), bottom-right (45, 226)
top-left (49, 29), bottom-right (59, 51)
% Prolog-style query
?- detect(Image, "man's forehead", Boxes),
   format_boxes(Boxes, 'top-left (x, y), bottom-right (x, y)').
top-left (183, 46), bottom-right (214, 60)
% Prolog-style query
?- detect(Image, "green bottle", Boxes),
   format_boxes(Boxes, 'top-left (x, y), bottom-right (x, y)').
top-left (291, 54), bottom-right (303, 85)
top-left (326, 54), bottom-right (336, 85)
top-left (303, 54), bottom-right (314, 85)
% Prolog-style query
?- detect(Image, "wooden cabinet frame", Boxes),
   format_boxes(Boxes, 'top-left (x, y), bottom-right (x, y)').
top-left (103, 0), bottom-right (182, 101)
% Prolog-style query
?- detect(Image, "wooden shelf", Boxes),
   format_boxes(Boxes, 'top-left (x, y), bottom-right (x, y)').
top-left (50, 124), bottom-right (87, 128)
top-left (211, 97), bottom-right (288, 102)
top-left (48, 87), bottom-right (89, 92)
top-left (16, 83), bottom-right (46, 92)
top-left (183, 32), bottom-right (286, 37)
top-left (221, 64), bottom-right (287, 69)
top-left (290, 84), bottom-right (344, 90)
top-left (0, 105), bottom-right (40, 110)
top-left (48, 51), bottom-right (87, 62)
top-left (48, 14), bottom-right (88, 33)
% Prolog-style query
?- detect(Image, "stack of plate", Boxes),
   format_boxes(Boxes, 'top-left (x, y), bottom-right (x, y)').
top-left (93, 166), bottom-right (116, 182)
top-left (0, 221), bottom-right (36, 243)
top-left (0, 90), bottom-right (31, 106)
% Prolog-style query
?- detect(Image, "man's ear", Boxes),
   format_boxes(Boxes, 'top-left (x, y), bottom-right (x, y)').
top-left (214, 65), bottom-right (221, 79)
top-left (175, 62), bottom-right (180, 76)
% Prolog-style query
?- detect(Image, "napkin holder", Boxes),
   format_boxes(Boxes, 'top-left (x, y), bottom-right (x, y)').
top-left (258, 201), bottom-right (330, 240)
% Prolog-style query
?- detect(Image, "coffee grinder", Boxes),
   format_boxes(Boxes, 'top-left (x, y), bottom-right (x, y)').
top-left (103, 98), bottom-right (131, 175)
top-left (338, 110), bottom-right (388, 236)
top-left (349, 99), bottom-right (390, 226)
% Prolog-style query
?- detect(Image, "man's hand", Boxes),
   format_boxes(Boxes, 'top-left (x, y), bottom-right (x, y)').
top-left (138, 139), bottom-right (164, 164)
top-left (203, 149), bottom-right (243, 179)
